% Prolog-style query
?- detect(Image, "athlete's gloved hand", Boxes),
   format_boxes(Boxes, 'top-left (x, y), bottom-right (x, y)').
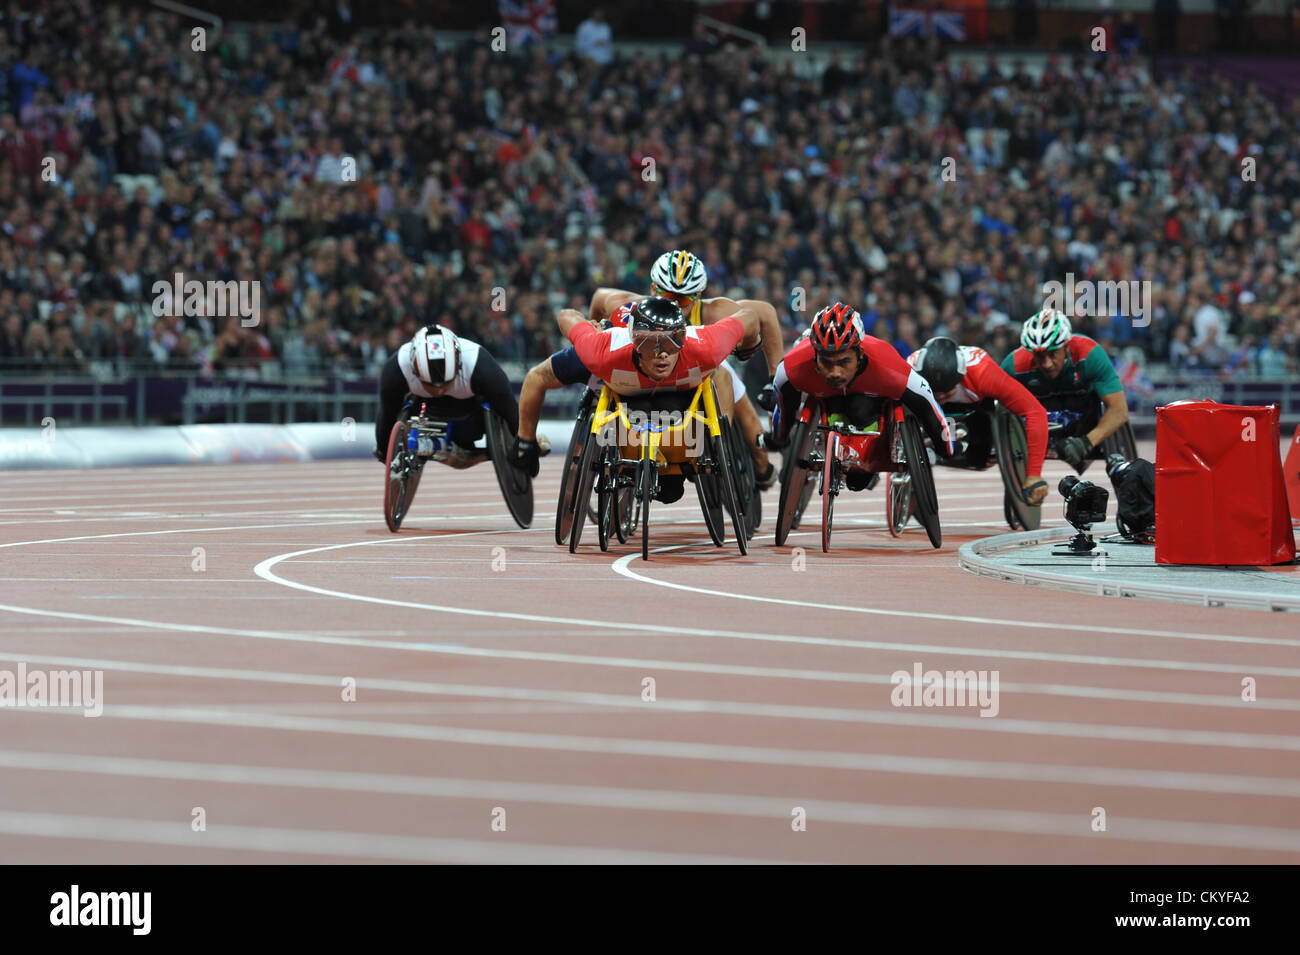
top-left (759, 430), bottom-right (787, 451)
top-left (1058, 435), bottom-right (1093, 473)
top-left (511, 436), bottom-right (540, 478)
top-left (756, 379), bottom-right (776, 412)
top-left (372, 447), bottom-right (386, 464)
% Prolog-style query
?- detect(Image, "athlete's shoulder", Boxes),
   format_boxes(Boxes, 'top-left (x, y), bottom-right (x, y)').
top-left (608, 302), bottom-right (635, 328)
top-left (1007, 347), bottom-right (1036, 374)
top-left (960, 345), bottom-right (989, 367)
top-left (1068, 335), bottom-right (1102, 362)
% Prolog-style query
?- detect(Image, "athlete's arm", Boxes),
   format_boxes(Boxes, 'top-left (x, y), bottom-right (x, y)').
top-left (588, 288), bottom-right (638, 324)
top-left (860, 338), bottom-right (954, 456)
top-left (516, 357), bottom-right (559, 441)
top-left (770, 361), bottom-right (801, 444)
top-left (969, 359), bottom-right (1049, 477)
top-left (469, 348), bottom-right (519, 435)
top-left (564, 313), bottom-right (616, 381)
top-left (694, 316), bottom-right (746, 368)
top-left (737, 299), bottom-right (784, 376)
top-left (1079, 345), bottom-right (1128, 448)
top-left (1089, 389), bottom-right (1129, 449)
top-left (374, 352), bottom-right (409, 453)
top-left (900, 368), bottom-right (955, 456)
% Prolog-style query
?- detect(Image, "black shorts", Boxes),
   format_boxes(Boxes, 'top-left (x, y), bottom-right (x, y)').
top-left (551, 347), bottom-right (591, 387)
top-left (823, 393), bottom-right (884, 428)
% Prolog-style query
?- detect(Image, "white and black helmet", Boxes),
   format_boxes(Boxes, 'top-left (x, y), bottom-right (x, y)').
top-left (411, 324), bottom-right (460, 387)
top-left (1020, 308), bottom-right (1072, 352)
top-left (649, 249), bottom-right (708, 296)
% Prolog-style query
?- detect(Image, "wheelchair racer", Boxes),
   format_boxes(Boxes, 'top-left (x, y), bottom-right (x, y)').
top-left (372, 323), bottom-right (520, 469)
top-left (766, 303), bottom-right (954, 490)
top-left (908, 336), bottom-right (1050, 505)
top-left (1000, 309), bottom-right (1128, 474)
top-left (555, 295), bottom-right (757, 505)
top-left (512, 249), bottom-right (777, 485)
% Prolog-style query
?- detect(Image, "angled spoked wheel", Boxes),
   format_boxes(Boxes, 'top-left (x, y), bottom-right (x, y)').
top-left (775, 400), bottom-right (822, 547)
top-left (567, 419), bottom-right (601, 554)
top-left (710, 425), bottom-right (748, 556)
top-left (638, 457), bottom-right (656, 561)
top-left (899, 412), bottom-right (942, 549)
top-left (696, 458), bottom-right (726, 547)
top-left (384, 420), bottom-right (424, 532)
top-left (555, 395), bottom-right (595, 545)
top-left (886, 470), bottom-right (914, 537)
top-left (821, 431), bottom-right (841, 553)
top-left (993, 406), bottom-right (1040, 531)
top-left (727, 419), bottom-right (759, 539)
top-left (485, 408), bottom-right (532, 529)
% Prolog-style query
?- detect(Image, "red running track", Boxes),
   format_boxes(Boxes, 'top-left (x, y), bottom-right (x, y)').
top-left (0, 443), bottom-right (1297, 863)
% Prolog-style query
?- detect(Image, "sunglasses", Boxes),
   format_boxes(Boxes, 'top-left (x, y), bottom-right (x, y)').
top-left (633, 329), bottom-right (685, 358)
top-left (651, 287), bottom-right (698, 310)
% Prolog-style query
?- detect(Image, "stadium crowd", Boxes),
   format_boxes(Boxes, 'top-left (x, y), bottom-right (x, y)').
top-left (1, 0), bottom-right (1299, 385)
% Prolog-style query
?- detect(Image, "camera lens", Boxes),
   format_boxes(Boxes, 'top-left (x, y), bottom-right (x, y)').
top-left (1059, 475), bottom-right (1079, 497)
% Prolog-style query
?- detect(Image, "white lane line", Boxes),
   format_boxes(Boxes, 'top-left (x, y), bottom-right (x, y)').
top-left (5, 524), bottom-right (1297, 680)
top-left (608, 544), bottom-right (1300, 648)
top-left (16, 650), bottom-right (1300, 715)
top-left (3, 594), bottom-right (1299, 681)
top-left (0, 811), bottom-right (790, 864)
top-left (14, 705), bottom-right (1300, 798)
top-left (3, 751), bottom-right (1300, 844)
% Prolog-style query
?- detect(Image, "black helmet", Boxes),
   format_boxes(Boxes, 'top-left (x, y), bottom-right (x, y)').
top-left (915, 336), bottom-right (965, 394)
top-left (629, 296), bottom-right (687, 334)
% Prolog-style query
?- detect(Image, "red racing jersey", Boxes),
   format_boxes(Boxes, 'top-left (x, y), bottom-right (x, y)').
top-left (907, 345), bottom-right (1048, 475)
top-left (569, 316), bottom-right (743, 396)
top-left (773, 336), bottom-right (954, 454)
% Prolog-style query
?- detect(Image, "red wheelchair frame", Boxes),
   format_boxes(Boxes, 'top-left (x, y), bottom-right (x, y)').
top-left (775, 396), bottom-right (942, 552)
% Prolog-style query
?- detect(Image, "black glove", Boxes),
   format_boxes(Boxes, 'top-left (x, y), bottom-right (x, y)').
top-left (511, 436), bottom-right (540, 478)
top-left (756, 379), bottom-right (776, 412)
top-left (760, 430), bottom-right (787, 451)
top-left (1058, 435), bottom-right (1093, 472)
top-left (372, 447), bottom-right (386, 464)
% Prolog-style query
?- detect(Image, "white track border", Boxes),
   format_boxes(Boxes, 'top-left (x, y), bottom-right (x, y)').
top-left (958, 528), bottom-right (1300, 613)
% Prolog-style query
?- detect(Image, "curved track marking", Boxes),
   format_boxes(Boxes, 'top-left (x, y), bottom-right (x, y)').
top-left (609, 540), bottom-right (1300, 648)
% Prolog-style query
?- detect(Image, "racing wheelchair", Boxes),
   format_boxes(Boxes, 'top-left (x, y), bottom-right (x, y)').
top-left (1007, 406), bottom-right (1138, 531)
top-left (562, 376), bottom-right (752, 560)
top-left (775, 396), bottom-right (943, 551)
top-left (383, 397), bottom-right (533, 532)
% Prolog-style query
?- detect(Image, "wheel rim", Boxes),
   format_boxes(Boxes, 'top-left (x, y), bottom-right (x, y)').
top-left (555, 404), bottom-right (593, 545)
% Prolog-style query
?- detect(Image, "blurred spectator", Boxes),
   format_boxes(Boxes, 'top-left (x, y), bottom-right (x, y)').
top-left (576, 8), bottom-right (613, 66)
top-left (0, 0), bottom-right (1297, 391)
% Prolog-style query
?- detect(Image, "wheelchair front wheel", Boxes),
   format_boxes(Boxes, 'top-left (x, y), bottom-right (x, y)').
top-left (901, 413), bottom-right (942, 549)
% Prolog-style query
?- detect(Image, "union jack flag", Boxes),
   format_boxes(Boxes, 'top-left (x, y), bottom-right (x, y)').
top-left (889, 6), bottom-right (966, 42)
top-left (499, 0), bottom-right (556, 46)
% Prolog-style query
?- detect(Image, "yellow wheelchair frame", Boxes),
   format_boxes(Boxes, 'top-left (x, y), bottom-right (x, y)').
top-left (566, 374), bottom-right (750, 560)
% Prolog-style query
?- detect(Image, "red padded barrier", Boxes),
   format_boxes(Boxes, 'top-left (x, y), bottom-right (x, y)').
top-left (1155, 400), bottom-right (1296, 566)
top-left (1286, 424), bottom-right (1300, 522)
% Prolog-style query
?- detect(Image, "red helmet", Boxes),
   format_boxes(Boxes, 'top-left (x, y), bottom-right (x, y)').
top-left (810, 302), bottom-right (864, 355)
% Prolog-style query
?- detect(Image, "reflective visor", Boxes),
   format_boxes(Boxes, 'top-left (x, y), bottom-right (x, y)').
top-left (651, 287), bottom-right (697, 311)
top-left (633, 329), bottom-right (685, 358)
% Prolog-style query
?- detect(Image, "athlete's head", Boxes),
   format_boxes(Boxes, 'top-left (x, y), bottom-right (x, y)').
top-left (411, 324), bottom-right (461, 394)
top-left (1021, 308), bottom-right (1072, 379)
top-left (809, 302), bottom-right (865, 390)
top-left (649, 249), bottom-right (707, 314)
top-left (628, 296), bottom-right (687, 380)
top-left (913, 336), bottom-right (965, 403)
